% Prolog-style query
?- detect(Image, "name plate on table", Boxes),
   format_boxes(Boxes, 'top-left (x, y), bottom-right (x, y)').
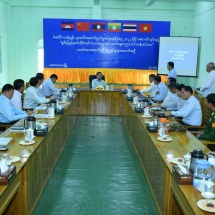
top-left (0, 165), bottom-right (16, 185)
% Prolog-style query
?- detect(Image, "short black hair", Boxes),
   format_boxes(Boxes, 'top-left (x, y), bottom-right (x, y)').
top-left (207, 93), bottom-right (215, 106)
top-left (168, 82), bottom-right (178, 89)
top-left (50, 74), bottom-right (58, 79)
top-left (149, 74), bottom-right (155, 78)
top-left (154, 75), bottom-right (161, 83)
top-left (96, 72), bottom-right (102, 75)
top-left (168, 77), bottom-right (176, 83)
top-left (183, 86), bottom-right (193, 94)
top-left (13, 79), bottom-right (24, 90)
top-left (36, 73), bottom-right (44, 80)
top-left (2, 84), bottom-right (14, 92)
top-left (30, 77), bottom-right (39, 87)
top-left (176, 84), bottom-right (185, 91)
top-left (168, 62), bottom-right (174, 68)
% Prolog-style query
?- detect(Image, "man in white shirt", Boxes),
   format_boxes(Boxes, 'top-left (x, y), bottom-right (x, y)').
top-left (197, 62), bottom-right (215, 97)
top-left (167, 61), bottom-right (177, 79)
top-left (140, 74), bottom-right (157, 98)
top-left (42, 74), bottom-right (60, 97)
top-left (165, 86), bottom-right (202, 126)
top-left (11, 79), bottom-right (24, 110)
top-left (0, 84), bottom-right (32, 124)
top-left (36, 73), bottom-right (45, 98)
top-left (152, 75), bottom-right (168, 102)
top-left (161, 78), bottom-right (177, 108)
top-left (92, 72), bottom-right (107, 89)
top-left (161, 82), bottom-right (179, 110)
top-left (24, 77), bottom-right (50, 109)
top-left (175, 84), bottom-right (186, 110)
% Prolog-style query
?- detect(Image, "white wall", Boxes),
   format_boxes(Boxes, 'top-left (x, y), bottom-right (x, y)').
top-left (0, 0), bottom-right (10, 85)
top-left (178, 2), bottom-right (215, 87)
top-left (1, 0), bottom-right (213, 87)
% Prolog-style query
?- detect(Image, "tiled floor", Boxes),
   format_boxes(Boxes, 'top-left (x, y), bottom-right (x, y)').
top-left (33, 116), bottom-right (158, 215)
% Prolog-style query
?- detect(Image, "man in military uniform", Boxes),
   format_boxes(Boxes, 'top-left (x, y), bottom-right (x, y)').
top-left (197, 93), bottom-right (215, 141)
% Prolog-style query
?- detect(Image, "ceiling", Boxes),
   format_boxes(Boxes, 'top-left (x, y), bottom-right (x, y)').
top-left (94, 0), bottom-right (215, 7)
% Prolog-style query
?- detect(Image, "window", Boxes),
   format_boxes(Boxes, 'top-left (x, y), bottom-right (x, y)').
top-left (37, 39), bottom-right (44, 73)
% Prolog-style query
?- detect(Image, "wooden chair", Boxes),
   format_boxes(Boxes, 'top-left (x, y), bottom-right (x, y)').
top-left (25, 81), bottom-right (30, 90)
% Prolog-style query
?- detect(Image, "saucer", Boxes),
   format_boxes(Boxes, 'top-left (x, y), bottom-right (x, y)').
top-left (19, 140), bottom-right (35, 145)
top-left (201, 192), bottom-right (215, 199)
top-left (157, 136), bottom-right (172, 142)
top-left (142, 115), bottom-right (152, 118)
top-left (197, 199), bottom-right (215, 212)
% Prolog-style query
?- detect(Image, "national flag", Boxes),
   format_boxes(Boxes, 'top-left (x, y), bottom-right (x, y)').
top-left (108, 23), bottom-right (121, 32)
top-left (76, 22), bottom-right (90, 31)
top-left (92, 22), bottom-right (106, 32)
top-left (123, 23), bottom-right (137, 32)
top-left (61, 22), bottom-right (74, 30)
top-left (139, 23), bottom-right (152, 33)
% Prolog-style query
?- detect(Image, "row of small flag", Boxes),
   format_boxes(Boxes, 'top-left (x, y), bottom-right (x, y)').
top-left (61, 22), bottom-right (152, 33)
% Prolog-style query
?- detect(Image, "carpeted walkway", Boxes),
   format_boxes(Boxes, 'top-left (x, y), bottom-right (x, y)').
top-left (33, 116), bottom-right (158, 215)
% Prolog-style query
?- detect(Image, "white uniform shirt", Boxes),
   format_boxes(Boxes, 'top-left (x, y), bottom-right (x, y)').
top-left (171, 95), bottom-right (202, 126)
top-left (11, 90), bottom-right (22, 111)
top-left (24, 86), bottom-right (49, 109)
top-left (200, 70), bottom-right (215, 97)
top-left (140, 81), bottom-right (157, 98)
top-left (168, 69), bottom-right (177, 79)
top-left (92, 79), bottom-right (107, 89)
top-left (153, 82), bottom-right (168, 101)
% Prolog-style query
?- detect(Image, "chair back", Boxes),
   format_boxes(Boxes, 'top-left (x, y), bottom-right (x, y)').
top-left (89, 75), bottom-right (105, 89)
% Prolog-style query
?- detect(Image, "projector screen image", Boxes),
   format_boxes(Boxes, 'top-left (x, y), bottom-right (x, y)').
top-left (158, 37), bottom-right (200, 77)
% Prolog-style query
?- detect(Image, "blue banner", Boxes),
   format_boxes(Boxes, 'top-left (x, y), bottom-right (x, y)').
top-left (43, 19), bottom-right (170, 70)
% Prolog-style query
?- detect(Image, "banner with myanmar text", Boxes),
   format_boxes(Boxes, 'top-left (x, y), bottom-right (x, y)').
top-left (43, 19), bottom-right (170, 83)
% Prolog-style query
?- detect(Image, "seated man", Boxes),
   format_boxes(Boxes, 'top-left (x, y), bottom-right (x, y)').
top-left (165, 86), bottom-right (202, 126)
top-left (42, 74), bottom-right (60, 97)
top-left (175, 84), bottom-right (186, 110)
top-left (36, 73), bottom-right (45, 98)
top-left (197, 93), bottom-right (215, 141)
top-left (92, 72), bottom-right (107, 90)
top-left (161, 78), bottom-right (177, 108)
top-left (24, 77), bottom-right (50, 109)
top-left (161, 82), bottom-right (179, 110)
top-left (140, 74), bottom-right (157, 98)
top-left (152, 75), bottom-right (168, 102)
top-left (0, 84), bottom-right (32, 123)
top-left (11, 79), bottom-right (24, 110)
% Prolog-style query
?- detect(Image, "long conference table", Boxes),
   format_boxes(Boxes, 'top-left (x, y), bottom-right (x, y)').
top-left (0, 90), bottom-right (212, 215)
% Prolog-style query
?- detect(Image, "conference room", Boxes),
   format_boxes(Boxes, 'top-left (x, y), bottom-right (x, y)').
top-left (1, 0), bottom-right (215, 214)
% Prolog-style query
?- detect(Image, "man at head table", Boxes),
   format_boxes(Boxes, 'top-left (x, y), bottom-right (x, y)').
top-left (92, 72), bottom-right (107, 90)
top-left (0, 84), bottom-right (32, 123)
top-left (24, 77), bottom-right (50, 110)
top-left (42, 74), bottom-right (60, 97)
top-left (165, 86), bottom-right (202, 126)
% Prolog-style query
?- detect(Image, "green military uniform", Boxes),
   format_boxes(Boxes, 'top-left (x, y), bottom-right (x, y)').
top-left (198, 111), bottom-right (215, 141)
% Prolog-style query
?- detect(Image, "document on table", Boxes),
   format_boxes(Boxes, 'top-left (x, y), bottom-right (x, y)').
top-left (0, 138), bottom-right (12, 145)
top-left (34, 114), bottom-right (48, 118)
top-left (35, 106), bottom-right (47, 110)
